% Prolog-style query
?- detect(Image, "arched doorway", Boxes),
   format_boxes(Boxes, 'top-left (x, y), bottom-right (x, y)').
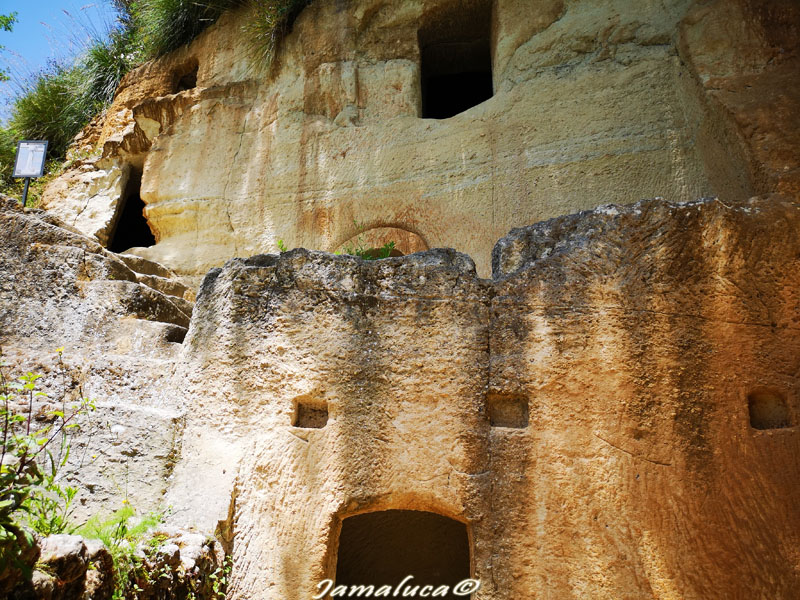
top-left (334, 227), bottom-right (428, 258)
top-left (335, 510), bottom-right (471, 599)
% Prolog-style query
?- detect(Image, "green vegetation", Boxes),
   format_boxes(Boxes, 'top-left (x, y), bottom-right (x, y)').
top-left (131, 0), bottom-right (311, 64)
top-left (132, 0), bottom-right (244, 59)
top-left (0, 348), bottom-right (95, 572)
top-left (78, 505), bottom-right (164, 600)
top-left (0, 9), bottom-right (136, 197)
top-left (207, 555), bottom-right (233, 600)
top-left (1, 1), bottom-right (313, 200)
top-left (10, 66), bottom-right (97, 158)
top-left (0, 350), bottom-right (229, 599)
top-left (22, 450), bottom-right (80, 536)
top-left (278, 222), bottom-right (400, 260)
top-left (345, 240), bottom-right (397, 260)
top-left (243, 0), bottom-right (312, 69)
top-left (338, 221), bottom-right (399, 260)
top-left (0, 12), bottom-right (17, 82)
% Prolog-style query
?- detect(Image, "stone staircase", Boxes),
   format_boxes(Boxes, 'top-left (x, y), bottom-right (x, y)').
top-left (117, 253), bottom-right (195, 318)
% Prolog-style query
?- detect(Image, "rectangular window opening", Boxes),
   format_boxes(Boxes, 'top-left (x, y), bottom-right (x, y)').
top-left (293, 400), bottom-right (329, 429)
top-left (418, 1), bottom-right (494, 119)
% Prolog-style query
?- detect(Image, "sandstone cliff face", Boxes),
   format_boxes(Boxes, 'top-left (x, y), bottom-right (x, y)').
top-left (9, 0), bottom-right (800, 597)
top-left (40, 0), bottom-right (799, 280)
top-left (490, 195), bottom-right (800, 598)
top-left (158, 195), bottom-right (799, 599)
top-left (4, 191), bottom-right (799, 596)
top-left (0, 196), bottom-right (191, 518)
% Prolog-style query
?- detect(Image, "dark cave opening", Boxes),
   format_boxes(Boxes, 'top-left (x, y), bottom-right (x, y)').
top-left (335, 510), bottom-right (471, 599)
top-left (108, 167), bottom-right (155, 253)
top-left (293, 400), bottom-right (329, 428)
top-left (173, 58), bottom-right (199, 93)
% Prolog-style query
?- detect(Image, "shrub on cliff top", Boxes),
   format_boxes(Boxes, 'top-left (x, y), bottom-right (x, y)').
top-left (133, 0), bottom-right (312, 63)
top-left (132, 0), bottom-right (246, 58)
top-left (1, 16), bottom-right (138, 195)
top-left (243, 0), bottom-right (313, 67)
top-left (9, 65), bottom-right (96, 159)
top-left (82, 26), bottom-right (142, 106)
top-left (1, 0), bottom-right (313, 198)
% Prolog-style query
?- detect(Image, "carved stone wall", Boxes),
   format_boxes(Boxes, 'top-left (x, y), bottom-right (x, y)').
top-left (163, 195), bottom-right (800, 599)
top-left (40, 0), bottom-right (799, 281)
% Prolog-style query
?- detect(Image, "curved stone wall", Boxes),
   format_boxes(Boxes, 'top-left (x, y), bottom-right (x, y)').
top-left (161, 196), bottom-right (800, 599)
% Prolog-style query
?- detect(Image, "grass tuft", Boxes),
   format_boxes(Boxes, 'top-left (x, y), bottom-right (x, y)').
top-left (243, 0), bottom-right (312, 69)
top-left (133, 0), bottom-right (246, 59)
top-left (81, 26), bottom-right (142, 106)
top-left (9, 66), bottom-right (95, 159)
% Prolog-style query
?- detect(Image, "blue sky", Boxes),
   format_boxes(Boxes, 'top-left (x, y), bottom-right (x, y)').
top-left (0, 1), bottom-right (121, 119)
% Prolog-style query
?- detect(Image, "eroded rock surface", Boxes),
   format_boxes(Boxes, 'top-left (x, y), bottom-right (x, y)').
top-left (0, 197), bottom-right (191, 518)
top-left (158, 195), bottom-right (800, 599)
top-left (2, 191), bottom-right (798, 597)
top-left (40, 0), bottom-right (799, 279)
top-left (3, 530), bottom-right (223, 600)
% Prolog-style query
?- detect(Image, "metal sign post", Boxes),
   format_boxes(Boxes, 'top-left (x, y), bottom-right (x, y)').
top-left (12, 140), bottom-right (48, 207)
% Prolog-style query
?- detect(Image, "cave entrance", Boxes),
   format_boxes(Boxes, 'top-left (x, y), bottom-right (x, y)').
top-left (419, 1), bottom-right (493, 119)
top-left (173, 58), bottom-right (199, 93)
top-left (335, 510), bottom-right (471, 599)
top-left (108, 167), bottom-right (155, 253)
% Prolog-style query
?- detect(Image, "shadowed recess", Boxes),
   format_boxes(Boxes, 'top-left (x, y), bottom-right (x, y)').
top-left (748, 389), bottom-right (792, 430)
top-left (335, 510), bottom-right (470, 599)
top-left (488, 394), bottom-right (528, 428)
top-left (293, 399), bottom-right (328, 428)
top-left (108, 167), bottom-right (156, 253)
top-left (173, 58), bottom-right (199, 93)
top-left (418, 0), bottom-right (493, 119)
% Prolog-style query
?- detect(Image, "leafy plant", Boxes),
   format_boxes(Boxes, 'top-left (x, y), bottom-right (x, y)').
top-left (0, 348), bottom-right (95, 572)
top-left (21, 450), bottom-right (79, 537)
top-left (0, 11), bottom-right (17, 82)
top-left (208, 555), bottom-right (233, 599)
top-left (277, 239), bottom-right (288, 253)
top-left (339, 221), bottom-right (398, 260)
top-left (78, 504), bottom-right (164, 600)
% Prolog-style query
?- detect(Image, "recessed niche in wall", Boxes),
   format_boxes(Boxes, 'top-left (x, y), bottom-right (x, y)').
top-left (335, 510), bottom-right (470, 599)
top-left (748, 389), bottom-right (792, 430)
top-left (488, 394), bottom-right (528, 428)
top-left (292, 399), bottom-right (328, 428)
top-left (334, 226), bottom-right (428, 257)
top-left (418, 0), bottom-right (493, 119)
top-left (108, 167), bottom-right (156, 253)
top-left (173, 58), bottom-right (199, 93)
top-left (163, 325), bottom-right (187, 344)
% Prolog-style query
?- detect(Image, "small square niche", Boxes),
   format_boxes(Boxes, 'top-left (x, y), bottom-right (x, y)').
top-left (488, 394), bottom-right (528, 429)
top-left (748, 389), bottom-right (792, 430)
top-left (292, 400), bottom-right (329, 429)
